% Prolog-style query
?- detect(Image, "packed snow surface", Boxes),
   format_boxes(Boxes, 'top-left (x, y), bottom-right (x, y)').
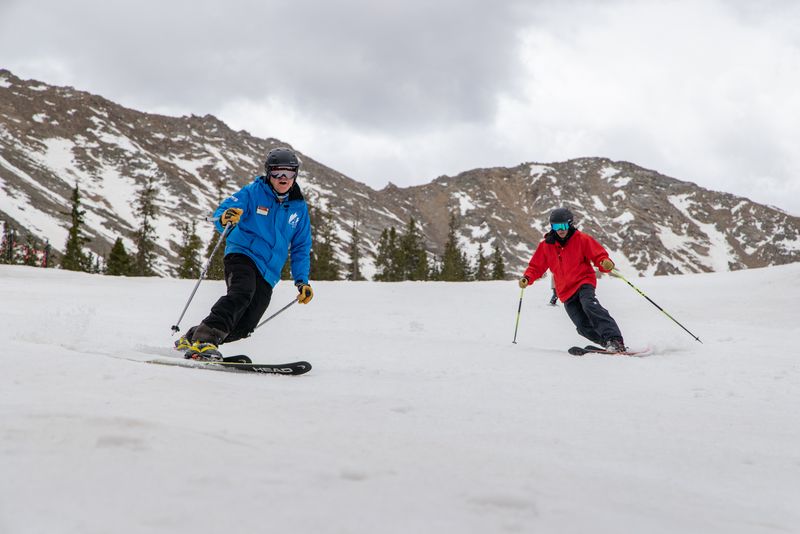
top-left (1, 264), bottom-right (799, 533)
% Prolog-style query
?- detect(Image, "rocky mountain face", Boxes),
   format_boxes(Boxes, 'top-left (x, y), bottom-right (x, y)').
top-left (2, 68), bottom-right (799, 278)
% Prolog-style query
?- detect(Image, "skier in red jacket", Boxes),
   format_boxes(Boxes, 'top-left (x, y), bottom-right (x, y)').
top-left (519, 207), bottom-right (626, 352)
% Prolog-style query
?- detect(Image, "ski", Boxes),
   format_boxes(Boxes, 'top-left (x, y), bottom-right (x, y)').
top-left (147, 355), bottom-right (312, 375)
top-left (218, 359), bottom-right (312, 375)
top-left (568, 345), bottom-right (652, 357)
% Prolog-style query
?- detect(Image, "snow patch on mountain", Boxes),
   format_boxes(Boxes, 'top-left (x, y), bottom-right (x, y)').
top-left (92, 128), bottom-right (141, 154)
top-left (592, 196), bottom-right (607, 212)
top-left (600, 165), bottom-right (620, 179)
top-left (614, 175), bottom-right (632, 188)
top-left (453, 191), bottom-right (476, 215)
top-left (0, 151), bottom-right (64, 205)
top-left (668, 194), bottom-right (734, 272)
top-left (167, 154), bottom-right (209, 177)
top-left (529, 164), bottom-right (553, 177)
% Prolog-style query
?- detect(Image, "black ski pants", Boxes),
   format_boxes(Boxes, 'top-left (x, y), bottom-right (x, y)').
top-left (202, 253), bottom-right (273, 345)
top-left (563, 284), bottom-right (622, 345)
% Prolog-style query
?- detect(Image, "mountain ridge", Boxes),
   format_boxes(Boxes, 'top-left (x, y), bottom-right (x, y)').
top-left (2, 68), bottom-right (798, 277)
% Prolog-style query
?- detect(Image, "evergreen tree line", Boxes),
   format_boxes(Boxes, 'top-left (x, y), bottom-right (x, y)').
top-left (59, 179), bottom-right (164, 276)
top-left (373, 213), bottom-right (506, 282)
top-left (54, 181), bottom-right (507, 282)
top-left (279, 208), bottom-right (507, 282)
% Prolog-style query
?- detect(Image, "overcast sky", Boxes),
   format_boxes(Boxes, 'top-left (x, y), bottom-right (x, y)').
top-left (2, 0), bottom-right (799, 215)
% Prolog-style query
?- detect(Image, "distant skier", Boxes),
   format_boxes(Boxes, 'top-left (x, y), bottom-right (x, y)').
top-left (518, 207), bottom-right (626, 352)
top-left (175, 147), bottom-right (314, 360)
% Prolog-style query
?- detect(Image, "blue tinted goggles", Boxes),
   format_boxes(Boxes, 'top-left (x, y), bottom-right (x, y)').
top-left (551, 222), bottom-right (570, 231)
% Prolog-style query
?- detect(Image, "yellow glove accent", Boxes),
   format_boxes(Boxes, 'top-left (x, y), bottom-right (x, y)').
top-left (297, 284), bottom-right (314, 304)
top-left (221, 208), bottom-right (243, 225)
top-left (600, 259), bottom-right (614, 271)
top-left (518, 277), bottom-right (529, 289)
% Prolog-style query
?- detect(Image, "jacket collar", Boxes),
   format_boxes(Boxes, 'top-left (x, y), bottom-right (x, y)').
top-left (544, 227), bottom-right (577, 245)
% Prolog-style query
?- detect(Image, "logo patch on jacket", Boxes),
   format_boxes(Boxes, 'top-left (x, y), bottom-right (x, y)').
top-left (257, 206), bottom-right (269, 216)
top-left (288, 212), bottom-right (300, 229)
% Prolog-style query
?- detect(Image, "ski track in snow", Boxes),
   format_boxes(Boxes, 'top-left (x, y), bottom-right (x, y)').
top-left (1, 264), bottom-right (799, 534)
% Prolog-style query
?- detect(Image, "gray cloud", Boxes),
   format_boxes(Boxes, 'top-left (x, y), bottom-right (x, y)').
top-left (1, 0), bottom-right (533, 132)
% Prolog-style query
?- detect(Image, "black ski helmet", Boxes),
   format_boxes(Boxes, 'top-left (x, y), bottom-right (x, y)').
top-left (264, 147), bottom-right (300, 174)
top-left (549, 207), bottom-right (574, 226)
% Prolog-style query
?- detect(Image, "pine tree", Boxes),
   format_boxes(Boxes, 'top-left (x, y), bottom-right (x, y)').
top-left (0, 222), bottom-right (15, 264)
top-left (0, 222), bottom-right (20, 265)
top-left (491, 242), bottom-right (506, 280)
top-left (106, 237), bottom-right (132, 275)
top-left (175, 221), bottom-right (203, 279)
top-left (440, 213), bottom-right (469, 281)
top-left (475, 242), bottom-right (489, 281)
top-left (205, 227), bottom-right (227, 280)
top-left (61, 185), bottom-right (91, 272)
top-left (280, 252), bottom-right (292, 280)
top-left (205, 179), bottom-right (227, 280)
top-left (309, 204), bottom-right (340, 280)
top-left (373, 228), bottom-right (392, 281)
top-left (346, 215), bottom-right (365, 281)
top-left (388, 226), bottom-right (405, 281)
top-left (399, 217), bottom-right (428, 281)
top-left (374, 226), bottom-right (402, 281)
top-left (133, 177), bottom-right (159, 276)
top-left (462, 250), bottom-right (474, 281)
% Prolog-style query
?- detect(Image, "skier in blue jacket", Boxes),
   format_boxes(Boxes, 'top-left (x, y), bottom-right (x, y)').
top-left (176, 147), bottom-right (314, 360)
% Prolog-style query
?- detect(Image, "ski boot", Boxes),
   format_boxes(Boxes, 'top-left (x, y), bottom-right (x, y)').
top-left (184, 341), bottom-right (223, 362)
top-left (604, 337), bottom-right (627, 353)
top-left (174, 326), bottom-right (197, 352)
top-left (174, 335), bottom-right (193, 352)
top-left (182, 323), bottom-right (227, 361)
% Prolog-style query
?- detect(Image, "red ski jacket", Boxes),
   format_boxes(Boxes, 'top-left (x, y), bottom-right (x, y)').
top-left (523, 229), bottom-right (613, 302)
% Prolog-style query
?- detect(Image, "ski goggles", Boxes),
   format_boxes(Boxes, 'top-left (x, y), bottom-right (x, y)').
top-left (551, 222), bottom-right (570, 231)
top-left (268, 168), bottom-right (297, 180)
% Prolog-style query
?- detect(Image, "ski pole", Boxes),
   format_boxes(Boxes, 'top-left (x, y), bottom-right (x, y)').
top-left (170, 222), bottom-right (232, 334)
top-left (611, 269), bottom-right (702, 344)
top-left (512, 287), bottom-right (525, 344)
top-left (254, 298), bottom-right (297, 331)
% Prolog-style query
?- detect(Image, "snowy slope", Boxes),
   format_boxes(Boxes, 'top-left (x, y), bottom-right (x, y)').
top-left (1, 265), bottom-right (799, 533)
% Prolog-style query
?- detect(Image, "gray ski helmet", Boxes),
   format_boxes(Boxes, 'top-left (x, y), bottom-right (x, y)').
top-left (549, 207), bottom-right (574, 226)
top-left (264, 147), bottom-right (300, 174)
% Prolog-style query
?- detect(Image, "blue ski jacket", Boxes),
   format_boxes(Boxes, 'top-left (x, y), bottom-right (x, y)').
top-left (213, 177), bottom-right (312, 287)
